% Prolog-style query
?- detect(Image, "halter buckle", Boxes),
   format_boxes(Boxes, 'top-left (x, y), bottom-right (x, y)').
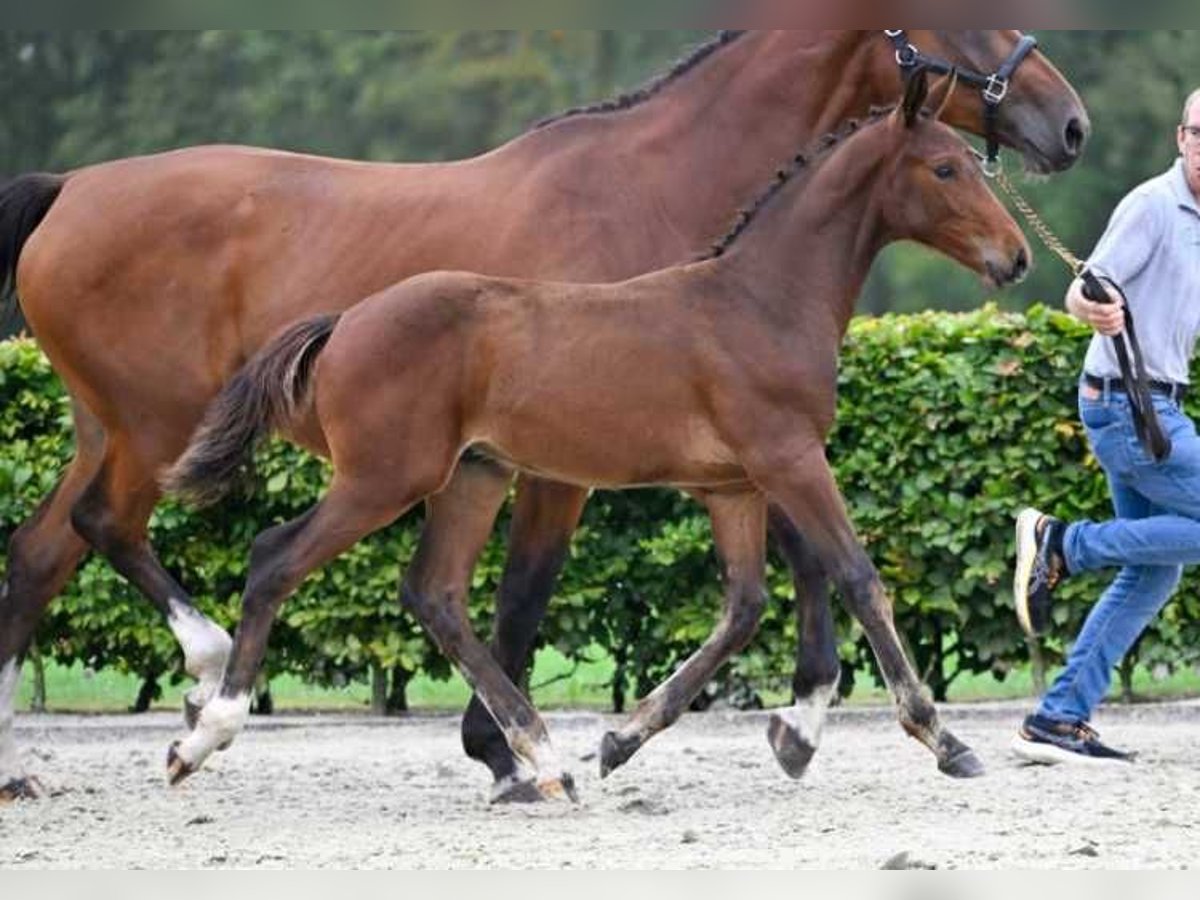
top-left (983, 74), bottom-right (1010, 105)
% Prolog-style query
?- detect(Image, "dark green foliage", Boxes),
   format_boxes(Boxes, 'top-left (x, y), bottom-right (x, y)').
top-left (6, 307), bottom-right (1200, 706)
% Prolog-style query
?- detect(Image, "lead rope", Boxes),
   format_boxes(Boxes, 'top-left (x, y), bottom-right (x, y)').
top-left (989, 162), bottom-right (1172, 462)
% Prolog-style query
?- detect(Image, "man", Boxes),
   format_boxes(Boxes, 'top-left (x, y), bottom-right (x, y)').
top-left (1011, 88), bottom-right (1200, 765)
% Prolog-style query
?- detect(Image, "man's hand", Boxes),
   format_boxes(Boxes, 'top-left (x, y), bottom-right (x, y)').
top-left (1066, 277), bottom-right (1125, 337)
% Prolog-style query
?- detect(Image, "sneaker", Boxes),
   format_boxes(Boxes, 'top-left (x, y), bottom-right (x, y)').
top-left (1011, 715), bottom-right (1136, 766)
top-left (1014, 508), bottom-right (1066, 637)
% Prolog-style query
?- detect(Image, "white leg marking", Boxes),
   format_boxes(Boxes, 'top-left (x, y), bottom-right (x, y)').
top-left (0, 660), bottom-right (26, 785)
top-left (168, 598), bottom-right (232, 707)
top-left (776, 677), bottom-right (839, 751)
top-left (176, 693), bottom-right (252, 770)
top-left (502, 727), bottom-right (567, 788)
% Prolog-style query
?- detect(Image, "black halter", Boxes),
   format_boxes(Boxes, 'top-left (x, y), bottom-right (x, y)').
top-left (885, 30), bottom-right (1039, 173)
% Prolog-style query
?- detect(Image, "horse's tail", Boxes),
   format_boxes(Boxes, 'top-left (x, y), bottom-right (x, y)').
top-left (0, 173), bottom-right (67, 327)
top-left (163, 314), bottom-right (341, 507)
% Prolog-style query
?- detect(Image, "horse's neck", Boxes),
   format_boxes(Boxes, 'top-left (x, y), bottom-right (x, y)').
top-left (534, 31), bottom-right (886, 233)
top-left (715, 143), bottom-right (890, 337)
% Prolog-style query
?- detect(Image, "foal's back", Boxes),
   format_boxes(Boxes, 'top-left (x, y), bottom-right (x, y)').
top-left (313, 265), bottom-right (777, 491)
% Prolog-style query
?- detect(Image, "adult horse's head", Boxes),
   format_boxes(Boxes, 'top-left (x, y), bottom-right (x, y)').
top-left (879, 70), bottom-right (1032, 289)
top-left (885, 30), bottom-right (1090, 174)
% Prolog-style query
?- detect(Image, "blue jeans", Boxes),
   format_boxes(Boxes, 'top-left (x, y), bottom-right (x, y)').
top-left (1038, 387), bottom-right (1200, 724)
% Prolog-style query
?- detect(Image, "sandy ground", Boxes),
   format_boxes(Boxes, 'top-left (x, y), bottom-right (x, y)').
top-left (1, 700), bottom-right (1198, 869)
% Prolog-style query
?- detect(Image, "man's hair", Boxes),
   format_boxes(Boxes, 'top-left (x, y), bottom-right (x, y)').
top-left (1183, 88), bottom-right (1200, 126)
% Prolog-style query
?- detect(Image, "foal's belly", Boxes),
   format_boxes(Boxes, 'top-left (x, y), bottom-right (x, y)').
top-left (471, 414), bottom-right (748, 490)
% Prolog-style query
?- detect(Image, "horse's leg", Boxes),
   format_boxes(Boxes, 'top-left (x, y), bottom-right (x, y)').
top-left (600, 490), bottom-right (767, 778)
top-left (167, 478), bottom-right (415, 783)
top-left (460, 474), bottom-right (589, 802)
top-left (757, 451), bottom-right (984, 779)
top-left (0, 402), bottom-right (102, 802)
top-left (69, 430), bottom-right (232, 729)
top-left (764, 506), bottom-right (841, 780)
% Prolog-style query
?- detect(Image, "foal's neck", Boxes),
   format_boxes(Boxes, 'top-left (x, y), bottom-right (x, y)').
top-left (713, 132), bottom-right (893, 337)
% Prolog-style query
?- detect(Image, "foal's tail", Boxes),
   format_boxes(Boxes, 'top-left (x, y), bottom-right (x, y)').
top-left (0, 173), bottom-right (67, 325)
top-left (163, 314), bottom-right (341, 507)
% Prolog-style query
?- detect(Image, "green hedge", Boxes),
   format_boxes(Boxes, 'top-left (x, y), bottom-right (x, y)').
top-left (3, 305), bottom-right (1199, 707)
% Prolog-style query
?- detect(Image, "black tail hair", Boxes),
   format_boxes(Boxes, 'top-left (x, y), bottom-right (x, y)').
top-left (162, 315), bottom-right (340, 506)
top-left (0, 173), bottom-right (66, 332)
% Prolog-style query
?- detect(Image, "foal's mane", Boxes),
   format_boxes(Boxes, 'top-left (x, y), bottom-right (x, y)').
top-left (703, 106), bottom-right (895, 261)
top-left (535, 31), bottom-right (748, 129)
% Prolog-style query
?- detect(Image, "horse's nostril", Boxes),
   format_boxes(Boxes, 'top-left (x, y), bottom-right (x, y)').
top-left (1064, 117), bottom-right (1087, 157)
top-left (1014, 248), bottom-right (1030, 280)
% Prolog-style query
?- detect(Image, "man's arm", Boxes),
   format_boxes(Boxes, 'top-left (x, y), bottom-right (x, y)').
top-left (1065, 185), bottom-right (1164, 337)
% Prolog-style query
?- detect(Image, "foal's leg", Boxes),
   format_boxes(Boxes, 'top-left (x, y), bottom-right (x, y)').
top-left (600, 491), bottom-right (767, 778)
top-left (167, 478), bottom-right (412, 783)
top-left (765, 506), bottom-right (841, 780)
top-left (1, 402), bottom-right (102, 801)
top-left (402, 500), bottom-right (578, 803)
top-left (460, 474), bottom-right (589, 801)
top-left (69, 430), bottom-right (231, 728)
top-left (757, 451), bottom-right (983, 779)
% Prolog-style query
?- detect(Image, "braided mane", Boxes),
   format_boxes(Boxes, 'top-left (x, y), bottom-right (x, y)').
top-left (703, 106), bottom-right (897, 261)
top-left (535, 31), bottom-right (748, 129)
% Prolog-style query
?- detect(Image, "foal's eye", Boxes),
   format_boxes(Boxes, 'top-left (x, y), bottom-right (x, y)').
top-left (934, 163), bottom-right (957, 181)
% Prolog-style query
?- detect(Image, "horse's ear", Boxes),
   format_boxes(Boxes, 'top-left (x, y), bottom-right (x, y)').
top-left (902, 66), bottom-right (930, 128)
top-left (928, 69), bottom-right (959, 122)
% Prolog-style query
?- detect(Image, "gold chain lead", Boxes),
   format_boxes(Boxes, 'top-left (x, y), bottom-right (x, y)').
top-left (992, 166), bottom-right (1085, 278)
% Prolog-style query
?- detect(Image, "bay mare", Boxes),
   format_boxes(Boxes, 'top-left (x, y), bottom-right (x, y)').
top-left (164, 75), bottom-right (1032, 798)
top-left (0, 31), bottom-right (1086, 803)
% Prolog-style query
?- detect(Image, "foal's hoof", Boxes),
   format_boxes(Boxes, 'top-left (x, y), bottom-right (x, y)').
top-left (491, 778), bottom-right (546, 805)
top-left (766, 713), bottom-right (817, 780)
top-left (0, 776), bottom-right (47, 804)
top-left (599, 731), bottom-right (641, 779)
top-left (939, 747), bottom-right (986, 779)
top-left (166, 741), bottom-right (199, 787)
top-left (538, 773), bottom-right (580, 804)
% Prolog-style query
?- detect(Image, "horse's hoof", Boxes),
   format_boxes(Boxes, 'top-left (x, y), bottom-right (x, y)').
top-left (767, 712), bottom-right (817, 780)
top-left (599, 731), bottom-right (641, 779)
top-left (166, 741), bottom-right (198, 787)
top-left (490, 778), bottom-right (546, 805)
top-left (0, 776), bottom-right (47, 803)
top-left (939, 747), bottom-right (986, 779)
top-left (538, 772), bottom-right (580, 804)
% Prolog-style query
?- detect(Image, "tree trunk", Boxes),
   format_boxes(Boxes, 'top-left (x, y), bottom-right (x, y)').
top-left (1027, 638), bottom-right (1048, 697)
top-left (386, 666), bottom-right (411, 716)
top-left (370, 665), bottom-right (387, 716)
top-left (131, 673), bottom-right (160, 714)
top-left (251, 672), bottom-right (274, 716)
top-left (29, 641), bottom-right (46, 713)
top-left (1119, 655), bottom-right (1136, 704)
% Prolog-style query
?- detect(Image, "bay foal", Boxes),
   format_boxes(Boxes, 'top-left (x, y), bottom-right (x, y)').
top-left (0, 31), bottom-right (1086, 802)
top-left (165, 75), bottom-right (1031, 796)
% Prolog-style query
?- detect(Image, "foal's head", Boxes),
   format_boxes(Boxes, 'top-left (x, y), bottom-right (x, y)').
top-left (876, 70), bottom-right (1031, 288)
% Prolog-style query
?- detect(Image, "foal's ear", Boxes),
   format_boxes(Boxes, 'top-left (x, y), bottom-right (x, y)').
top-left (901, 66), bottom-right (930, 128)
top-left (928, 69), bottom-right (959, 122)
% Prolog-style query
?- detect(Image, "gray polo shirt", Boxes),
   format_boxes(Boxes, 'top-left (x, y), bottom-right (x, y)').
top-left (1083, 158), bottom-right (1200, 384)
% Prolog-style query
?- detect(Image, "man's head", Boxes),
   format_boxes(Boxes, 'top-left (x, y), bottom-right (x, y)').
top-left (1177, 88), bottom-right (1200, 199)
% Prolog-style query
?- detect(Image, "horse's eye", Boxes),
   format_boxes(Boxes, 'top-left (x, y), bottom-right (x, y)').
top-left (934, 163), bottom-right (957, 181)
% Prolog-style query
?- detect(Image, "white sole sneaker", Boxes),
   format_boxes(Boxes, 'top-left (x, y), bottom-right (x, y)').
top-left (1010, 734), bottom-right (1133, 767)
top-left (1013, 508), bottom-right (1042, 637)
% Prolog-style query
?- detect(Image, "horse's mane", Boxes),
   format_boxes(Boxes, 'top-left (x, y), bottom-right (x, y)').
top-left (703, 106), bottom-right (897, 261)
top-left (535, 31), bottom-right (748, 130)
